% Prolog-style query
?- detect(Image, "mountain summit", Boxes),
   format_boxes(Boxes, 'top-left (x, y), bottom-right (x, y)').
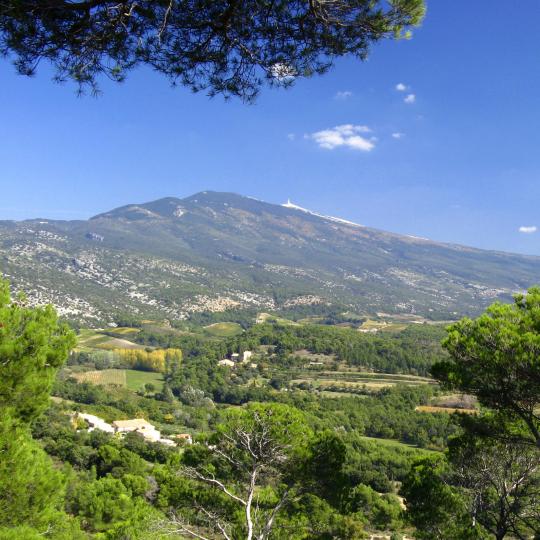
top-left (1, 191), bottom-right (539, 323)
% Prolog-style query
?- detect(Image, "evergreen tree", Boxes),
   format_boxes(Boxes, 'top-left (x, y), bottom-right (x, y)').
top-left (0, 1), bottom-right (425, 100)
top-left (0, 279), bottom-right (76, 422)
top-left (0, 278), bottom-right (79, 537)
top-left (433, 287), bottom-right (540, 446)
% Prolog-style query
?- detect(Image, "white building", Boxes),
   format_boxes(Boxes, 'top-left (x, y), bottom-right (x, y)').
top-left (112, 418), bottom-right (161, 442)
top-left (158, 438), bottom-right (177, 447)
top-left (242, 351), bottom-right (253, 363)
top-left (77, 413), bottom-right (115, 434)
top-left (218, 359), bottom-right (235, 367)
top-left (77, 414), bottom-right (178, 446)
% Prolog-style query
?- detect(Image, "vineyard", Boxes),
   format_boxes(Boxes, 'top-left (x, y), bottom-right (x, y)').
top-left (74, 369), bottom-right (127, 386)
top-left (72, 368), bottom-right (164, 393)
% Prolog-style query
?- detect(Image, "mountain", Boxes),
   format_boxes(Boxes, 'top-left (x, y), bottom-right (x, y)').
top-left (1, 191), bottom-right (539, 324)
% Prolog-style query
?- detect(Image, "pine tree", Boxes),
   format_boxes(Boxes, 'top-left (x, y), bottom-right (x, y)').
top-left (0, 278), bottom-right (80, 536)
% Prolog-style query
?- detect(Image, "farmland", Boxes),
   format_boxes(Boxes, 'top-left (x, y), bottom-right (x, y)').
top-left (287, 362), bottom-right (435, 395)
top-left (203, 322), bottom-right (244, 337)
top-left (72, 368), bottom-right (164, 393)
top-left (125, 370), bottom-right (164, 392)
top-left (77, 329), bottom-right (146, 351)
top-left (73, 369), bottom-right (127, 386)
top-left (290, 373), bottom-right (433, 394)
top-left (415, 405), bottom-right (478, 415)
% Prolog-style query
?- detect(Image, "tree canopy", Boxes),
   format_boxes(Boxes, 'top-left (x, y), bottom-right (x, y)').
top-left (0, 279), bottom-right (76, 423)
top-left (406, 289), bottom-right (540, 539)
top-left (1, 0), bottom-right (425, 100)
top-left (0, 278), bottom-right (81, 538)
top-left (433, 287), bottom-right (540, 447)
top-left (167, 403), bottom-right (314, 539)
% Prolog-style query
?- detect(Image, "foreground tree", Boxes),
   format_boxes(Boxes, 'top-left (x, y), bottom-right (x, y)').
top-left (162, 403), bottom-right (353, 539)
top-left (448, 434), bottom-right (540, 540)
top-left (412, 289), bottom-right (540, 539)
top-left (0, 279), bottom-right (76, 422)
top-left (433, 287), bottom-right (540, 447)
top-left (403, 437), bottom-right (540, 540)
top-left (0, 278), bottom-right (79, 538)
top-left (401, 456), bottom-right (481, 540)
top-left (0, 0), bottom-right (425, 100)
top-left (163, 403), bottom-right (311, 539)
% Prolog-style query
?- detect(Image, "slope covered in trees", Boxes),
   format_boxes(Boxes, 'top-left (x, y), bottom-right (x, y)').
top-left (1, 276), bottom-right (539, 538)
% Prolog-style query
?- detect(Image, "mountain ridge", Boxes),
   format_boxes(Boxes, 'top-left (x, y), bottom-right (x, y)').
top-left (1, 191), bottom-right (539, 323)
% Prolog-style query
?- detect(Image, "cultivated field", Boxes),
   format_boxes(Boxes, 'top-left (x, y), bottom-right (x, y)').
top-left (77, 329), bottom-right (146, 351)
top-left (125, 370), bottom-right (164, 392)
top-left (415, 405), bottom-right (478, 415)
top-left (359, 436), bottom-right (439, 454)
top-left (203, 322), bottom-right (244, 337)
top-left (74, 369), bottom-right (127, 386)
top-left (289, 369), bottom-right (434, 395)
top-left (256, 313), bottom-right (299, 325)
top-left (358, 319), bottom-right (408, 333)
top-left (73, 369), bottom-right (164, 392)
top-left (110, 327), bottom-right (141, 336)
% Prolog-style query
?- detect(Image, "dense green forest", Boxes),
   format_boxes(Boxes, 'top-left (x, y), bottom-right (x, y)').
top-left (134, 322), bottom-right (448, 376)
top-left (0, 278), bottom-right (539, 538)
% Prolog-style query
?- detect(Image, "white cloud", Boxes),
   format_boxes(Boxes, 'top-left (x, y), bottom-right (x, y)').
top-left (404, 94), bottom-right (416, 104)
top-left (309, 124), bottom-right (375, 152)
top-left (335, 90), bottom-right (353, 100)
top-left (287, 133), bottom-right (296, 141)
top-left (519, 226), bottom-right (537, 234)
top-left (392, 132), bottom-right (405, 139)
top-left (395, 83), bottom-right (407, 92)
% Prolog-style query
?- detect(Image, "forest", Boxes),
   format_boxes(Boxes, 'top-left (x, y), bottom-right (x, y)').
top-left (1, 277), bottom-right (539, 539)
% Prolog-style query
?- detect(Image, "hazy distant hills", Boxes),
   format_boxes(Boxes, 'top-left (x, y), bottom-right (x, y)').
top-left (1, 191), bottom-right (539, 323)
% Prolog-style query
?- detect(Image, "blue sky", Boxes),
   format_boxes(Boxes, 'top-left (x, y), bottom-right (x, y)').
top-left (2, 1), bottom-right (540, 255)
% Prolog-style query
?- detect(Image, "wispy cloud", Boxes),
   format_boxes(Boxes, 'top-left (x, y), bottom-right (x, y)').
top-left (308, 124), bottom-right (375, 152)
top-left (287, 133), bottom-right (296, 141)
top-left (392, 132), bottom-right (405, 139)
top-left (404, 94), bottom-right (416, 104)
top-left (395, 83), bottom-right (408, 92)
top-left (519, 226), bottom-right (537, 234)
top-left (335, 90), bottom-right (353, 100)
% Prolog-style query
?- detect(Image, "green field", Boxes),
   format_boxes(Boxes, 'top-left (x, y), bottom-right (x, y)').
top-left (358, 319), bottom-right (408, 333)
top-left (256, 313), bottom-right (299, 326)
top-left (359, 436), bottom-right (440, 455)
top-left (203, 322), bottom-right (244, 337)
top-left (289, 368), bottom-right (434, 395)
top-left (125, 370), bottom-right (164, 392)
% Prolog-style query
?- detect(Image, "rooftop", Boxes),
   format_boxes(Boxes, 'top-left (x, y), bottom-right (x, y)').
top-left (112, 418), bottom-right (155, 430)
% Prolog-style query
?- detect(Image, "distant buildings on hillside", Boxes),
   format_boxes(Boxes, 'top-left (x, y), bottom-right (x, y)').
top-left (112, 418), bottom-right (165, 443)
top-left (76, 412), bottom-right (191, 447)
top-left (78, 413), bottom-right (115, 434)
top-left (218, 359), bottom-right (236, 367)
top-left (218, 350), bottom-right (256, 368)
